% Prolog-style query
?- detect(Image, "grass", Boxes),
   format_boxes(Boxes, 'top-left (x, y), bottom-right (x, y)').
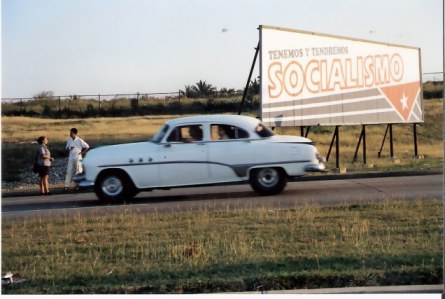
top-left (1, 115), bottom-right (175, 144)
top-left (1, 199), bottom-right (442, 294)
top-left (1, 100), bottom-right (443, 184)
top-left (1, 103), bottom-right (442, 293)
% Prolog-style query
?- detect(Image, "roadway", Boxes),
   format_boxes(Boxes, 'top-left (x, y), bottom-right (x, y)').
top-left (2, 173), bottom-right (442, 221)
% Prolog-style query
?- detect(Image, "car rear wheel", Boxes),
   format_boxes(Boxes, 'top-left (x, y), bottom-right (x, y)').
top-left (249, 167), bottom-right (286, 196)
top-left (95, 170), bottom-right (138, 203)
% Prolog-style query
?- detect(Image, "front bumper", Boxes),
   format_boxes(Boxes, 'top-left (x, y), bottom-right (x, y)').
top-left (304, 163), bottom-right (328, 173)
top-left (72, 173), bottom-right (94, 188)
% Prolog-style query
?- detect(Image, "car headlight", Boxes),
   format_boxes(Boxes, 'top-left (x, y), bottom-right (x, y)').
top-left (316, 153), bottom-right (326, 163)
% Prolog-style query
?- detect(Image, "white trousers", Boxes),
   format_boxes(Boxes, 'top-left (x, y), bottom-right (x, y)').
top-left (65, 157), bottom-right (83, 188)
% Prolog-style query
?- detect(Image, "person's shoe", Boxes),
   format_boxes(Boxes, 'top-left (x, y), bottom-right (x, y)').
top-left (45, 192), bottom-right (53, 196)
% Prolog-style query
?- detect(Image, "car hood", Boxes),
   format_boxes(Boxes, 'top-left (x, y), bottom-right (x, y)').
top-left (83, 141), bottom-right (156, 164)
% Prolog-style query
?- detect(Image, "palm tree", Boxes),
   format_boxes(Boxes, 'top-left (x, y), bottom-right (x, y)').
top-left (193, 80), bottom-right (216, 98)
top-left (248, 78), bottom-right (260, 95)
top-left (180, 85), bottom-right (198, 98)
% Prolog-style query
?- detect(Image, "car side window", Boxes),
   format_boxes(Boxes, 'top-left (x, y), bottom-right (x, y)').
top-left (167, 125), bottom-right (203, 143)
top-left (211, 124), bottom-right (249, 140)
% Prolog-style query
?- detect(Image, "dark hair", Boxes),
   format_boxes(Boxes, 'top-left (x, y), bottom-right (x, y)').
top-left (37, 136), bottom-right (46, 145)
top-left (70, 128), bottom-right (78, 134)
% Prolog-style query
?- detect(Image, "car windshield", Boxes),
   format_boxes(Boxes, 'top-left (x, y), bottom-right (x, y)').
top-left (255, 123), bottom-right (275, 138)
top-left (150, 124), bottom-right (169, 143)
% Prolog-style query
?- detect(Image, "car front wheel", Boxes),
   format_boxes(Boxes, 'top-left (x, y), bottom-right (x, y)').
top-left (95, 170), bottom-right (138, 203)
top-left (248, 167), bottom-right (286, 196)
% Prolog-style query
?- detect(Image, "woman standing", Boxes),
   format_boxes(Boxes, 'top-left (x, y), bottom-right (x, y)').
top-left (36, 136), bottom-right (55, 195)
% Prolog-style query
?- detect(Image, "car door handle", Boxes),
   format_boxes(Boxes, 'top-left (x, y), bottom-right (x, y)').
top-left (196, 143), bottom-right (206, 146)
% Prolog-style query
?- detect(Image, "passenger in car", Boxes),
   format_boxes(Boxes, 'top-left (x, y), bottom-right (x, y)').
top-left (188, 126), bottom-right (203, 141)
top-left (218, 126), bottom-right (230, 140)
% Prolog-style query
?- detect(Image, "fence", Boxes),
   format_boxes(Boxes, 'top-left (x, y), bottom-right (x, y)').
top-left (1, 89), bottom-right (253, 118)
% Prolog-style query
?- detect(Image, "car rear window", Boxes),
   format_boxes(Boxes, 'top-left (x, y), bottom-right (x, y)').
top-left (211, 124), bottom-right (249, 140)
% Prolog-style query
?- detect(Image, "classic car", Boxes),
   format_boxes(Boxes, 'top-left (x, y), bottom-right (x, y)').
top-left (75, 115), bottom-right (326, 203)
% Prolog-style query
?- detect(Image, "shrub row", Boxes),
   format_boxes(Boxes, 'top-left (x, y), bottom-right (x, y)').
top-left (2, 98), bottom-right (260, 118)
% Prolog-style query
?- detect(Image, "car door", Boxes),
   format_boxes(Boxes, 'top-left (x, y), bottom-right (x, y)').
top-left (159, 124), bottom-right (210, 187)
top-left (207, 124), bottom-right (254, 182)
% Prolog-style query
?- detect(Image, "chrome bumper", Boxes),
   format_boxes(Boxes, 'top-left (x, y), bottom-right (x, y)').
top-left (78, 180), bottom-right (95, 188)
top-left (304, 163), bottom-right (328, 173)
top-left (72, 174), bottom-right (95, 188)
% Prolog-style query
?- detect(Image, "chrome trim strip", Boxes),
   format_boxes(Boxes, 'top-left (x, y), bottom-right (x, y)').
top-left (98, 160), bottom-right (312, 177)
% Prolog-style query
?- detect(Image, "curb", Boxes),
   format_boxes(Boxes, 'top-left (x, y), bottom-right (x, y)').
top-left (294, 169), bottom-right (443, 181)
top-left (238, 284), bottom-right (443, 294)
top-left (2, 169), bottom-right (442, 198)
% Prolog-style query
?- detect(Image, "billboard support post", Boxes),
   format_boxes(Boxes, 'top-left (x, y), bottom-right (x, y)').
top-left (363, 125), bottom-right (367, 164)
top-left (353, 125), bottom-right (367, 164)
top-left (237, 41), bottom-right (260, 115)
top-left (378, 125), bottom-right (389, 158)
top-left (389, 124), bottom-right (394, 158)
top-left (300, 126), bottom-right (311, 137)
top-left (413, 124), bottom-right (418, 157)
top-left (336, 126), bottom-right (340, 169)
top-left (379, 124), bottom-right (395, 159)
top-left (305, 126), bottom-right (311, 138)
top-left (326, 126), bottom-right (340, 169)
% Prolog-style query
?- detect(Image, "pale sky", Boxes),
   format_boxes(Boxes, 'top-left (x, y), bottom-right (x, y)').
top-left (2, 0), bottom-right (443, 98)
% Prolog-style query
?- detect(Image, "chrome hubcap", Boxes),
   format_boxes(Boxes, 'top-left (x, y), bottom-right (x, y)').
top-left (101, 176), bottom-right (123, 196)
top-left (257, 168), bottom-right (279, 187)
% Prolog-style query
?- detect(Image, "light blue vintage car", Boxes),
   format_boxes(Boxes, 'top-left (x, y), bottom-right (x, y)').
top-left (75, 115), bottom-right (326, 203)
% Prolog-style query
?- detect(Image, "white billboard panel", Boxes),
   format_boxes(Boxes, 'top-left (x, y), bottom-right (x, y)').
top-left (260, 25), bottom-right (423, 127)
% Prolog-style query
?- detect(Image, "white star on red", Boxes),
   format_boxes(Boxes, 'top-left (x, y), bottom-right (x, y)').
top-left (400, 93), bottom-right (408, 110)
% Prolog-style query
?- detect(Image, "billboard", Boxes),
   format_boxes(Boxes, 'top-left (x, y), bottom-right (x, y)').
top-left (260, 25), bottom-right (423, 127)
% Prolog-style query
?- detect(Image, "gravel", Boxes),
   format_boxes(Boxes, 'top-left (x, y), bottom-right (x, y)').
top-left (2, 158), bottom-right (70, 192)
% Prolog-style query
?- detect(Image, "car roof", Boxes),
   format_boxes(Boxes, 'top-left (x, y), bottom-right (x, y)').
top-left (165, 114), bottom-right (261, 130)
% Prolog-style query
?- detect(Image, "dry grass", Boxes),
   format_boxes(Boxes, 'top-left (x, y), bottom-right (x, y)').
top-left (1, 115), bottom-right (176, 144)
top-left (2, 199), bottom-right (442, 293)
top-left (1, 100), bottom-right (442, 184)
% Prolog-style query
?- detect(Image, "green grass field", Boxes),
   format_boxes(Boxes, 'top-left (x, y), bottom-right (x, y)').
top-left (2, 199), bottom-right (442, 294)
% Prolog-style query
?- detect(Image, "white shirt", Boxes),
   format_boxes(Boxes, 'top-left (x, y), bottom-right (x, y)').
top-left (66, 136), bottom-right (89, 160)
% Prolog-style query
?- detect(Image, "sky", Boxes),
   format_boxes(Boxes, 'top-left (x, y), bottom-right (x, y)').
top-left (1, 0), bottom-right (443, 99)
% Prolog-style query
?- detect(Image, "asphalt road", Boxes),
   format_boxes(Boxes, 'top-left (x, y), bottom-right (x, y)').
top-left (2, 174), bottom-right (442, 221)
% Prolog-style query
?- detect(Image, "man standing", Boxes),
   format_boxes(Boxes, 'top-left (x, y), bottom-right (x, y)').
top-left (64, 128), bottom-right (89, 190)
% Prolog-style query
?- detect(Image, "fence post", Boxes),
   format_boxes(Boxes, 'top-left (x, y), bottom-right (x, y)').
top-left (58, 96), bottom-right (61, 116)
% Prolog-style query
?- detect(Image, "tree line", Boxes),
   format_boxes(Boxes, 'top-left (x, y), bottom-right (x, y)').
top-left (2, 79), bottom-right (261, 118)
